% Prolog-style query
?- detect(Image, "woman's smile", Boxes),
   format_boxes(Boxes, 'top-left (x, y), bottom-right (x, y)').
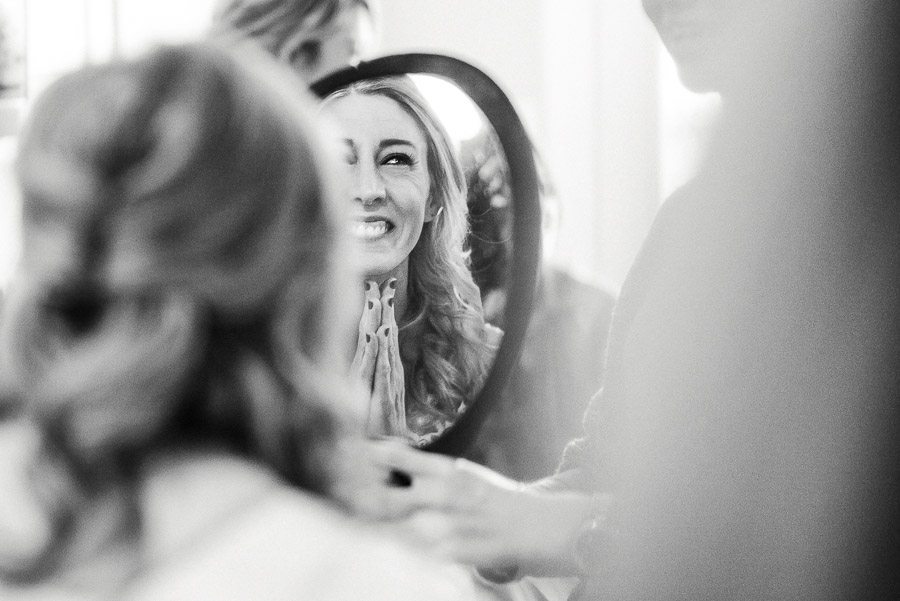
top-left (351, 217), bottom-right (394, 240)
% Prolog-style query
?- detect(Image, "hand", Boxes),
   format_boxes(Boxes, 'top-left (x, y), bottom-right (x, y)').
top-left (369, 280), bottom-right (406, 437)
top-left (351, 280), bottom-right (381, 390)
top-left (349, 439), bottom-right (596, 576)
top-left (351, 280), bottom-right (408, 440)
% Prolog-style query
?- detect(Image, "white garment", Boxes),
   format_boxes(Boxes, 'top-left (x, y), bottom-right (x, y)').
top-left (0, 446), bottom-right (493, 601)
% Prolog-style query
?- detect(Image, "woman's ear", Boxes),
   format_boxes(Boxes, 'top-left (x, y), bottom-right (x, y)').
top-left (424, 200), bottom-right (443, 223)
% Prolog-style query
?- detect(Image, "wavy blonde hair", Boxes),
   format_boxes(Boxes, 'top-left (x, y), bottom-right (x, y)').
top-left (323, 76), bottom-right (495, 439)
top-left (210, 0), bottom-right (376, 70)
top-left (0, 42), bottom-right (355, 581)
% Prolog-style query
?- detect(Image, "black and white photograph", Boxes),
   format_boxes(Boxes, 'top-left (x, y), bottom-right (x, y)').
top-left (0, 1), bottom-right (898, 600)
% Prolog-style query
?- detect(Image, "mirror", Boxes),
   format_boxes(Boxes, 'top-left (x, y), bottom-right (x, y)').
top-left (311, 54), bottom-right (541, 455)
top-left (411, 73), bottom-right (513, 326)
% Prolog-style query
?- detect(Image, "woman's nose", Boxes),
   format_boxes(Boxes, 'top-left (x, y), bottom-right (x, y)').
top-left (353, 161), bottom-right (385, 206)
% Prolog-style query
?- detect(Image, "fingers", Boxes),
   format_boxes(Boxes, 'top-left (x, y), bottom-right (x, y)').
top-left (374, 325), bottom-right (406, 435)
top-left (369, 458), bottom-right (484, 515)
top-left (375, 323), bottom-right (404, 391)
top-left (358, 280), bottom-right (381, 340)
top-left (378, 279), bottom-right (405, 398)
top-left (365, 439), bottom-right (455, 478)
top-left (399, 511), bottom-right (512, 566)
top-left (351, 442), bottom-right (461, 516)
top-left (365, 332), bottom-right (389, 436)
top-left (352, 330), bottom-right (378, 387)
top-left (375, 325), bottom-right (392, 382)
top-left (452, 456), bottom-right (522, 492)
top-left (366, 324), bottom-right (401, 437)
top-left (380, 278), bottom-right (397, 335)
top-left (352, 280), bottom-right (381, 385)
top-left (376, 478), bottom-right (464, 516)
top-left (367, 444), bottom-right (514, 499)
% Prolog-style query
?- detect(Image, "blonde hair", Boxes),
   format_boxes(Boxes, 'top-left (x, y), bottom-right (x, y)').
top-left (323, 76), bottom-right (494, 440)
top-left (210, 0), bottom-right (375, 63)
top-left (0, 42), bottom-right (355, 580)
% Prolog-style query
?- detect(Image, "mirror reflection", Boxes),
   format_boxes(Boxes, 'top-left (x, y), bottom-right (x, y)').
top-left (405, 74), bottom-right (514, 328)
top-left (320, 75), bottom-right (504, 445)
top-left (212, 0), bottom-right (523, 446)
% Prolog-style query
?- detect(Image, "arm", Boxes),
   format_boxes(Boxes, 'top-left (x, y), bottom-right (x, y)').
top-left (348, 440), bottom-right (612, 579)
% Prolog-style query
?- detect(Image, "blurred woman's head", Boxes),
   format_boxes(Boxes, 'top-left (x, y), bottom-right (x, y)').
top-left (211, 0), bottom-right (380, 83)
top-left (0, 42), bottom-right (355, 580)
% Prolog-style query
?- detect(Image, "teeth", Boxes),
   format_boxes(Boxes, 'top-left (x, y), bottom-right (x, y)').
top-left (351, 220), bottom-right (389, 239)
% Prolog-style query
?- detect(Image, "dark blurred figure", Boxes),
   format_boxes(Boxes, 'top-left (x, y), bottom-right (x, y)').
top-left (563, 1), bottom-right (900, 599)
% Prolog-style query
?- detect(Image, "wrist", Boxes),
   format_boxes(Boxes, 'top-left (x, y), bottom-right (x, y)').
top-left (509, 490), bottom-right (594, 577)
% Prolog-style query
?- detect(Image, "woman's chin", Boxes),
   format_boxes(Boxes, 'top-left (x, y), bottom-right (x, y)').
top-left (358, 251), bottom-right (409, 283)
top-left (361, 263), bottom-right (402, 283)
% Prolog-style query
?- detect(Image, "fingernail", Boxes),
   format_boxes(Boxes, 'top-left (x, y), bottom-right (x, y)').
top-left (366, 281), bottom-right (375, 291)
top-left (367, 300), bottom-right (374, 310)
top-left (389, 470), bottom-right (412, 487)
top-left (389, 279), bottom-right (397, 289)
top-left (384, 327), bottom-right (390, 337)
top-left (366, 333), bottom-right (371, 343)
top-left (387, 298), bottom-right (393, 307)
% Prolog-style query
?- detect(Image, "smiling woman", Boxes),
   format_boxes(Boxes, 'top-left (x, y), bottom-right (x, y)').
top-left (329, 92), bottom-right (432, 281)
top-left (321, 76), bottom-right (501, 446)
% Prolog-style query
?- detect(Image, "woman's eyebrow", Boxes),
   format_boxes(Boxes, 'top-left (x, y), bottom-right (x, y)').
top-left (378, 139), bottom-right (416, 150)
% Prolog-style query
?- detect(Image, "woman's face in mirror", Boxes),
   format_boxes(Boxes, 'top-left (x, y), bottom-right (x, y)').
top-left (326, 93), bottom-right (434, 280)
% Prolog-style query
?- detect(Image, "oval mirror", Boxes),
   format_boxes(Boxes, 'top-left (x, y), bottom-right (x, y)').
top-left (311, 54), bottom-right (541, 456)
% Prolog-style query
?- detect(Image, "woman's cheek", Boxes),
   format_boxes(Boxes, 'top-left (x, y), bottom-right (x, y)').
top-left (391, 180), bottom-right (431, 221)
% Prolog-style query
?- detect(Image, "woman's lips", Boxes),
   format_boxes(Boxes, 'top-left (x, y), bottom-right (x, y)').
top-left (351, 219), bottom-right (393, 240)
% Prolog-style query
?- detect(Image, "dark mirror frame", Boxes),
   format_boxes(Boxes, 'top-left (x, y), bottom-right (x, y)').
top-left (311, 53), bottom-right (541, 456)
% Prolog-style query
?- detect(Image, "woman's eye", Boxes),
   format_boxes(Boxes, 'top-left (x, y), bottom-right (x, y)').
top-left (382, 153), bottom-right (414, 167)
